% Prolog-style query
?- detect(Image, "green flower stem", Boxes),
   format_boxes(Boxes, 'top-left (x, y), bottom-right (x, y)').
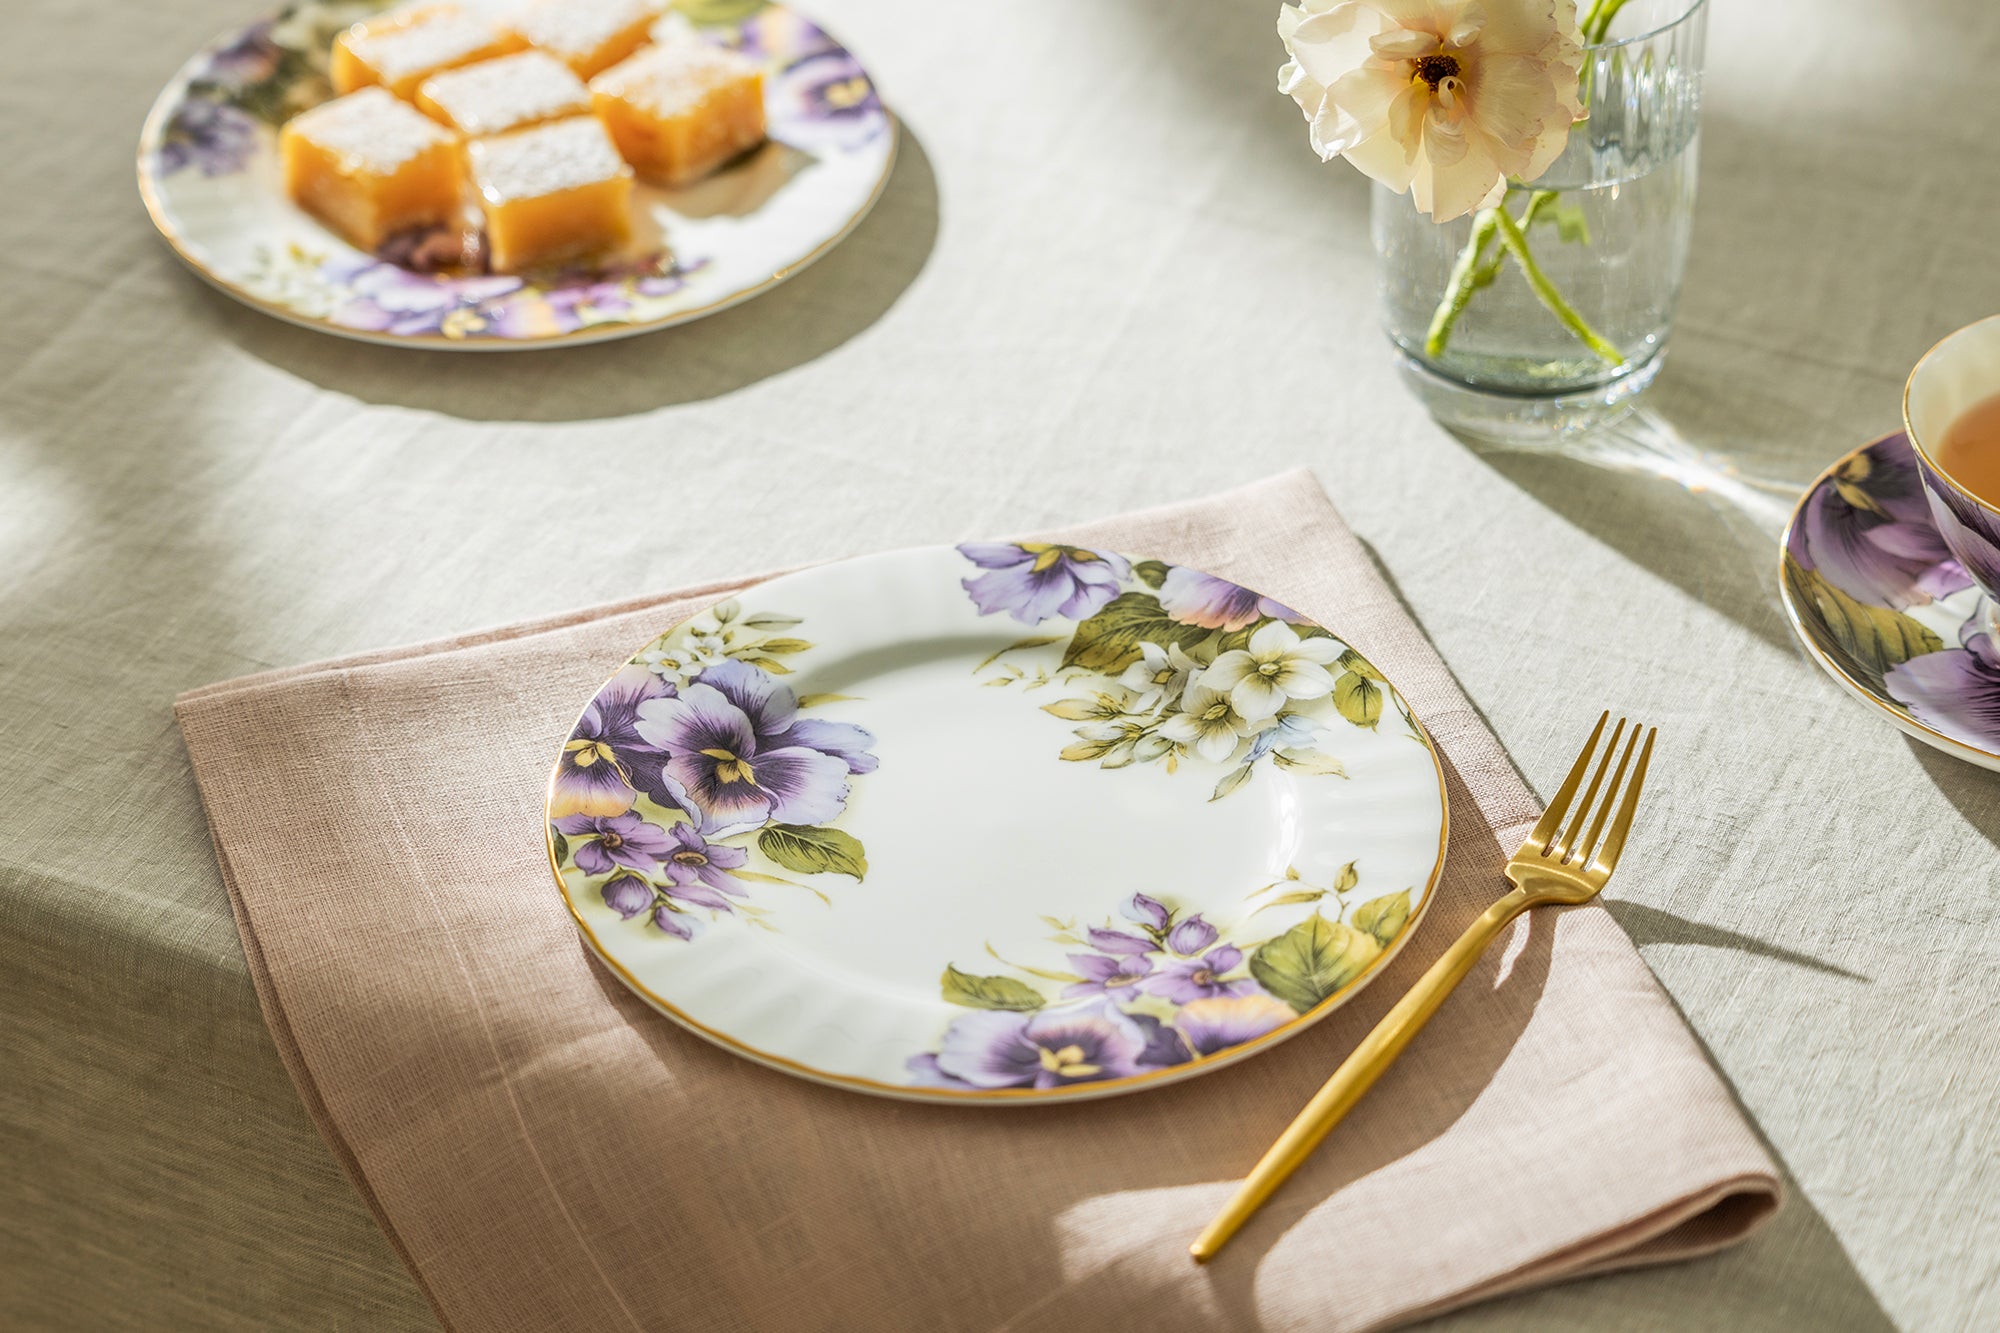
top-left (1418, 0), bottom-right (1630, 363)
top-left (1581, 0), bottom-right (1630, 44)
top-left (1471, 190), bottom-right (1557, 286)
top-left (1492, 205), bottom-right (1624, 367)
top-left (1422, 189), bottom-right (1559, 358)
top-left (1422, 210), bottom-right (1501, 358)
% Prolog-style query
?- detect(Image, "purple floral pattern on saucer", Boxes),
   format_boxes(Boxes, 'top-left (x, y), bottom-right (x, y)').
top-left (1782, 432), bottom-right (2000, 759)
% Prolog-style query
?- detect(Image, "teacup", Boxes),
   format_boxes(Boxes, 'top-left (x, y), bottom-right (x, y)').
top-left (1905, 314), bottom-right (2000, 630)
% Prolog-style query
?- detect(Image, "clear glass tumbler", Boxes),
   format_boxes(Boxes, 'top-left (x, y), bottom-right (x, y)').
top-left (1373, 0), bottom-right (1709, 440)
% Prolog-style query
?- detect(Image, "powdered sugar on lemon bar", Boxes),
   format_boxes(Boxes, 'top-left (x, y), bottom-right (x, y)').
top-left (333, 5), bottom-right (521, 99)
top-left (505, 0), bottom-right (663, 77)
top-left (467, 117), bottom-right (633, 271)
top-left (417, 49), bottom-right (591, 135)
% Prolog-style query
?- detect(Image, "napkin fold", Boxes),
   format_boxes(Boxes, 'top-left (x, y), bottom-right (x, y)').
top-left (177, 470), bottom-right (1779, 1333)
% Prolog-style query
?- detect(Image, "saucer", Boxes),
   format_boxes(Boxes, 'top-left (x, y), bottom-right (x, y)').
top-left (1780, 432), bottom-right (2000, 772)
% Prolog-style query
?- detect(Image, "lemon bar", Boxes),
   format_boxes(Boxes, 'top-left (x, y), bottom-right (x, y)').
top-left (416, 50), bottom-right (591, 135)
top-left (332, 5), bottom-right (521, 100)
top-left (590, 35), bottom-right (765, 187)
top-left (505, 0), bottom-right (662, 79)
top-left (281, 87), bottom-right (466, 250)
top-left (468, 117), bottom-right (632, 272)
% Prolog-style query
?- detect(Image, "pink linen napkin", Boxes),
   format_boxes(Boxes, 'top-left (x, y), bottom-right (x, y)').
top-left (177, 470), bottom-right (1779, 1333)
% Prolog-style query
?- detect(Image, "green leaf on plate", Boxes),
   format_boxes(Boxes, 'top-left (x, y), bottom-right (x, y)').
top-left (1352, 889), bottom-right (1412, 947)
top-left (755, 637), bottom-right (813, 656)
top-left (1788, 555), bottom-right (1943, 696)
top-left (550, 831), bottom-right (569, 866)
top-left (1041, 696), bottom-right (1104, 721)
top-left (746, 657), bottom-right (793, 674)
top-left (741, 612), bottom-right (803, 630)
top-left (1250, 915), bottom-right (1383, 1014)
top-left (758, 825), bottom-right (867, 881)
top-left (1333, 859), bottom-right (1359, 894)
top-left (1133, 560), bottom-right (1171, 589)
top-left (941, 965), bottom-right (1045, 1011)
top-left (1251, 889), bottom-right (1326, 915)
top-left (1336, 648), bottom-right (1384, 681)
top-left (1061, 593), bottom-right (1210, 674)
top-left (1272, 747), bottom-right (1347, 777)
top-left (675, 0), bottom-right (767, 24)
top-left (972, 636), bottom-right (1060, 674)
top-left (1211, 763), bottom-right (1254, 802)
top-left (797, 693), bottom-right (860, 708)
top-left (1333, 671), bottom-right (1383, 729)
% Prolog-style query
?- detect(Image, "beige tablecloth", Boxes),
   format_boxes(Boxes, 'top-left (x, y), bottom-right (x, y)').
top-left (3, 0), bottom-right (1998, 1329)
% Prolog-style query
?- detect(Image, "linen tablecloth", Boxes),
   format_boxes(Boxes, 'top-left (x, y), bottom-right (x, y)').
top-left (3, 0), bottom-right (1998, 1328)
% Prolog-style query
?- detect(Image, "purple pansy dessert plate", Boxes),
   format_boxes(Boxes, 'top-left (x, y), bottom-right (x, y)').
top-left (545, 545), bottom-right (1449, 1103)
top-left (1780, 432), bottom-right (2000, 773)
top-left (137, 0), bottom-right (894, 349)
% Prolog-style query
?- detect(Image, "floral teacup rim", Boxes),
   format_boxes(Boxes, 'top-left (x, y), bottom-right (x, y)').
top-left (1904, 314), bottom-right (2000, 516)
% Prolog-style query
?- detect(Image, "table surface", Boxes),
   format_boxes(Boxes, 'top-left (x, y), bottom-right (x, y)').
top-left (4, 0), bottom-right (1997, 1329)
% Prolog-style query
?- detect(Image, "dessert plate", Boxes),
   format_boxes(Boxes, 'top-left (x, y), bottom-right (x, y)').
top-left (545, 545), bottom-right (1449, 1102)
top-left (1780, 432), bottom-right (2000, 772)
top-left (138, 0), bottom-right (895, 349)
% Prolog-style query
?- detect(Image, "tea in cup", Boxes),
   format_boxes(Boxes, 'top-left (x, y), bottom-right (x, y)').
top-left (1905, 314), bottom-right (2000, 616)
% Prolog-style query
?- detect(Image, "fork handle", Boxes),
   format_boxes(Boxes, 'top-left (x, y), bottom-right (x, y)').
top-left (1189, 885), bottom-right (1536, 1262)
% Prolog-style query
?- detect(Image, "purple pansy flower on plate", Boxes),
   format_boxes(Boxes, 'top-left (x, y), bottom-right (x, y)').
top-left (1166, 913), bottom-right (1219, 956)
top-left (957, 542), bottom-right (1132, 626)
top-left (903, 1052), bottom-right (974, 1090)
top-left (634, 659), bottom-right (876, 834)
top-left (654, 824), bottom-right (751, 911)
top-left (769, 42), bottom-right (887, 152)
top-left (326, 260), bottom-right (523, 338)
top-left (1119, 892), bottom-right (1172, 931)
top-left (1174, 994), bottom-right (1296, 1056)
top-left (929, 1000), bottom-right (1152, 1090)
top-left (155, 98), bottom-right (258, 178)
top-left (554, 811), bottom-right (677, 878)
top-left (1144, 944), bottom-right (1254, 1004)
top-left (1084, 924), bottom-right (1154, 956)
top-left (550, 665), bottom-right (678, 816)
top-left (1062, 951), bottom-right (1154, 1001)
top-left (1130, 1011), bottom-right (1193, 1069)
top-left (653, 904), bottom-right (698, 941)
top-left (1157, 566), bottom-right (1306, 632)
top-left (660, 822), bottom-right (750, 892)
top-left (599, 872), bottom-right (657, 921)
top-left (1885, 623), bottom-right (2000, 750)
top-left (550, 739), bottom-right (637, 818)
top-left (1794, 443), bottom-right (1970, 610)
top-left (199, 26), bottom-right (283, 90)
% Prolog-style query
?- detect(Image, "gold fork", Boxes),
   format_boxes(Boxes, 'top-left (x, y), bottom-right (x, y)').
top-left (1190, 711), bottom-right (1657, 1263)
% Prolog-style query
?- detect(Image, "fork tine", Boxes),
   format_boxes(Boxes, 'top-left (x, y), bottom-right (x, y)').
top-left (1589, 727), bottom-right (1656, 875)
top-left (1549, 717), bottom-right (1626, 860)
top-left (1524, 711), bottom-right (1608, 852)
top-left (1572, 724), bottom-right (1639, 866)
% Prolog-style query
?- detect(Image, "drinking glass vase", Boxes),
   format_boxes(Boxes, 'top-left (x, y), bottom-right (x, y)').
top-left (1373, 0), bottom-right (1709, 440)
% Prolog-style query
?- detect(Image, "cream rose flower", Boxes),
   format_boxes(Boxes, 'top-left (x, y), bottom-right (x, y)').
top-left (1278, 0), bottom-right (1585, 222)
